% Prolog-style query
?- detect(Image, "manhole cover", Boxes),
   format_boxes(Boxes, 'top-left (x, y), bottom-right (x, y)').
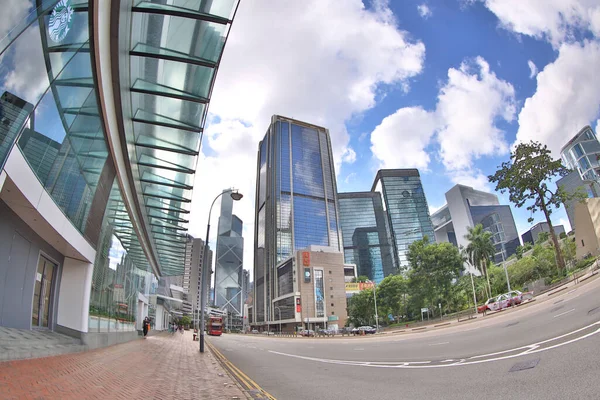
top-left (550, 305), bottom-right (564, 313)
top-left (509, 358), bottom-right (540, 372)
top-left (505, 321), bottom-right (519, 327)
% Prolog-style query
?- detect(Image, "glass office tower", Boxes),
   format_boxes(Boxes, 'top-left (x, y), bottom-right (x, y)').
top-left (372, 169), bottom-right (435, 270)
top-left (214, 190), bottom-right (244, 315)
top-left (253, 115), bottom-right (341, 324)
top-left (338, 192), bottom-right (395, 283)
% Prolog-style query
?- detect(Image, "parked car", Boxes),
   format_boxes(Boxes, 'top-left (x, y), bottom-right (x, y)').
top-left (299, 329), bottom-right (315, 337)
top-left (358, 326), bottom-right (377, 334)
top-left (251, 329), bottom-right (259, 334)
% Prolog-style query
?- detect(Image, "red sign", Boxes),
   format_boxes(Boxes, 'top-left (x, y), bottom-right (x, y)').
top-left (359, 282), bottom-right (375, 291)
top-left (302, 252), bottom-right (310, 266)
top-left (296, 305), bottom-right (302, 313)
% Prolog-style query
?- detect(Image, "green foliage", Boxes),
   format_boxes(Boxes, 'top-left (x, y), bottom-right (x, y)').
top-left (376, 275), bottom-right (409, 323)
top-left (464, 224), bottom-right (495, 298)
top-left (488, 141), bottom-right (587, 270)
top-left (559, 232), bottom-right (567, 239)
top-left (347, 289), bottom-right (375, 326)
top-left (575, 256), bottom-right (596, 271)
top-left (515, 245), bottom-right (524, 259)
top-left (562, 238), bottom-right (577, 267)
top-left (180, 315), bottom-right (192, 327)
top-left (407, 237), bottom-right (463, 317)
top-left (536, 232), bottom-right (549, 243)
top-left (352, 275), bottom-right (370, 283)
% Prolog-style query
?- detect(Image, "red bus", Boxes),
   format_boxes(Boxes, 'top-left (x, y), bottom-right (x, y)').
top-left (208, 316), bottom-right (223, 336)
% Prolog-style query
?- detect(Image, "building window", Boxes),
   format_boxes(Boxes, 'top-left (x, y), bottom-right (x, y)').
top-left (331, 303), bottom-right (334, 307)
top-left (330, 295), bottom-right (333, 299)
top-left (329, 270), bottom-right (332, 274)
top-left (582, 239), bottom-right (585, 246)
top-left (331, 311), bottom-right (335, 315)
top-left (314, 269), bottom-right (325, 318)
top-left (330, 287), bottom-right (333, 290)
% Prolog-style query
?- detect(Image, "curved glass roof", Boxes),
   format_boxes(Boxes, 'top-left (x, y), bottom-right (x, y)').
top-left (122, 1), bottom-right (239, 276)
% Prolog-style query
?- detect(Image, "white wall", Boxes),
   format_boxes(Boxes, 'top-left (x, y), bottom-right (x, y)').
top-left (56, 258), bottom-right (93, 333)
top-left (0, 171), bottom-right (6, 193)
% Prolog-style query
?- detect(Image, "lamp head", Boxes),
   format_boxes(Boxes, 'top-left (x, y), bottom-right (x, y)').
top-left (230, 191), bottom-right (243, 201)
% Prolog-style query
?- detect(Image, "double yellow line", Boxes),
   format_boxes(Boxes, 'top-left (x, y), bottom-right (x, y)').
top-left (207, 340), bottom-right (276, 400)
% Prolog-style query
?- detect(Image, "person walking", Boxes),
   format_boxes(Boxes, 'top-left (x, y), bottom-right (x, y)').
top-left (143, 317), bottom-right (150, 338)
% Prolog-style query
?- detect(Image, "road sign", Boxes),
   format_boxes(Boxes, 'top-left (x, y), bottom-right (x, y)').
top-left (421, 308), bottom-right (428, 313)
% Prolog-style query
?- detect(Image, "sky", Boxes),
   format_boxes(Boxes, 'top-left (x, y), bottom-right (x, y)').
top-left (190, 0), bottom-right (600, 279)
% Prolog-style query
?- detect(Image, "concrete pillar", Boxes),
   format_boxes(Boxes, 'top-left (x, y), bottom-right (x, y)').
top-left (0, 171), bottom-right (6, 193)
top-left (56, 258), bottom-right (93, 334)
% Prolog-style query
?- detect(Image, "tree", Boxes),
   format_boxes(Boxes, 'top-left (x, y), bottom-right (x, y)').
top-left (180, 315), bottom-right (191, 327)
top-left (464, 224), bottom-right (495, 298)
top-left (376, 275), bottom-right (409, 322)
top-left (515, 245), bottom-right (524, 260)
top-left (489, 141), bottom-right (587, 270)
top-left (537, 232), bottom-right (549, 244)
top-left (407, 236), bottom-right (463, 317)
top-left (352, 275), bottom-right (370, 283)
top-left (347, 290), bottom-right (374, 326)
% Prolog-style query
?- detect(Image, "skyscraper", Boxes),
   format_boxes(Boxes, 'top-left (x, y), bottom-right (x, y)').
top-left (253, 115), bottom-right (342, 325)
top-left (214, 189), bottom-right (244, 315)
top-left (338, 192), bottom-right (395, 282)
top-left (372, 169), bottom-right (435, 270)
top-left (558, 125), bottom-right (600, 231)
top-left (431, 184), bottom-right (520, 265)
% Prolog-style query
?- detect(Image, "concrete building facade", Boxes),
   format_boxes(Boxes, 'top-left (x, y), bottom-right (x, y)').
top-left (431, 184), bottom-right (520, 266)
top-left (521, 222), bottom-right (566, 245)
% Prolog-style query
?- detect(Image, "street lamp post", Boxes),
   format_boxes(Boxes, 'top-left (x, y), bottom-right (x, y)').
top-left (274, 306), bottom-right (282, 334)
top-left (200, 189), bottom-right (243, 353)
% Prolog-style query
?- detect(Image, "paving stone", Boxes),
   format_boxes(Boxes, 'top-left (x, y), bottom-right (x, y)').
top-left (0, 331), bottom-right (247, 399)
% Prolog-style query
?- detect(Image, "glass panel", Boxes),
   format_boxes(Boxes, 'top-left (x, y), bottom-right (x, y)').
top-left (41, 260), bottom-right (55, 327)
top-left (31, 257), bottom-right (45, 327)
top-left (291, 123), bottom-right (324, 197)
top-left (293, 196), bottom-right (328, 250)
top-left (134, 121), bottom-right (200, 155)
top-left (133, 0), bottom-right (236, 20)
top-left (132, 99), bottom-right (204, 131)
top-left (314, 269), bottom-right (324, 318)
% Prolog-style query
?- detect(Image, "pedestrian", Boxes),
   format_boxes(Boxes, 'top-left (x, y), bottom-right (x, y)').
top-left (143, 317), bottom-right (150, 338)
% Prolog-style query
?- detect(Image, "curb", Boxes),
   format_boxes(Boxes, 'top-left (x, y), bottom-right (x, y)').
top-left (207, 340), bottom-right (276, 400)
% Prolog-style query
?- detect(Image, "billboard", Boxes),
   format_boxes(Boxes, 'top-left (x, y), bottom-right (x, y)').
top-left (345, 282), bottom-right (375, 293)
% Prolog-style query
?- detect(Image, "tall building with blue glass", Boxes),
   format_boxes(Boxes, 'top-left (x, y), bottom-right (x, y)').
top-left (372, 169), bottom-right (435, 270)
top-left (252, 115), bottom-right (341, 325)
top-left (338, 192), bottom-right (395, 283)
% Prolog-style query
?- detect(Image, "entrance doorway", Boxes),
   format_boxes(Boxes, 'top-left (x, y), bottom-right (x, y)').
top-left (31, 255), bottom-right (57, 328)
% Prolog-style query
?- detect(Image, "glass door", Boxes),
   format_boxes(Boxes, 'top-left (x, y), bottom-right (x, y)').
top-left (32, 255), bottom-right (57, 328)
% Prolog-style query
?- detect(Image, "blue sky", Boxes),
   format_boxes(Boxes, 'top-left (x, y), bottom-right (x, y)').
top-left (194, 0), bottom-right (600, 271)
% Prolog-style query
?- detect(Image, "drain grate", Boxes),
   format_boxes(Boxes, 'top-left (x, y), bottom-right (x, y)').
top-left (505, 321), bottom-right (519, 327)
top-left (509, 358), bottom-right (540, 372)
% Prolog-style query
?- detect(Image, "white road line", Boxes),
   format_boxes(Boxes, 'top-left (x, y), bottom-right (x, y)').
top-left (354, 348), bottom-right (365, 351)
top-left (428, 342), bottom-right (449, 346)
top-left (553, 308), bottom-right (575, 318)
top-left (269, 320), bottom-right (600, 369)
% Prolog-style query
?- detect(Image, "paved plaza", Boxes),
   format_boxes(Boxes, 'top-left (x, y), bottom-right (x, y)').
top-left (0, 331), bottom-right (246, 400)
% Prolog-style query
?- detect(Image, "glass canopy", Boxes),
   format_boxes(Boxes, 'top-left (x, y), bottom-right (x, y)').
top-left (125, 0), bottom-right (239, 275)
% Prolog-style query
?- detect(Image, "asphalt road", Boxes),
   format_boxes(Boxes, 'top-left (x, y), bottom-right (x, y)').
top-left (210, 276), bottom-right (600, 400)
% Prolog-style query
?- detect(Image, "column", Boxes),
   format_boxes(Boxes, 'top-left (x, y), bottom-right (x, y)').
top-left (56, 258), bottom-right (94, 334)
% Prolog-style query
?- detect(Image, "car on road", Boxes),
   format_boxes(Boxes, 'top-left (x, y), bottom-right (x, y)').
top-left (358, 326), bottom-right (377, 334)
top-left (251, 329), bottom-right (259, 334)
top-left (299, 329), bottom-right (315, 337)
top-left (478, 290), bottom-right (535, 313)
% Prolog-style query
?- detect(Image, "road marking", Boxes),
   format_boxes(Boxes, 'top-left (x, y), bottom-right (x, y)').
top-left (553, 308), bottom-right (575, 318)
top-left (428, 342), bottom-right (449, 346)
top-left (269, 320), bottom-right (600, 369)
top-left (568, 289), bottom-right (577, 294)
top-left (354, 348), bottom-right (365, 351)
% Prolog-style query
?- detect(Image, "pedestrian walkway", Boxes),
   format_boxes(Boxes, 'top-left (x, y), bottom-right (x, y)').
top-left (0, 330), bottom-right (247, 400)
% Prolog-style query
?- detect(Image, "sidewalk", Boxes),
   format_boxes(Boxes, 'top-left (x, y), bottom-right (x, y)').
top-left (0, 330), bottom-right (247, 400)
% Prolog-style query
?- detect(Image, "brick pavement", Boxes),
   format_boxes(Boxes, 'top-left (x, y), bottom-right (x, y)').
top-left (0, 330), bottom-right (247, 400)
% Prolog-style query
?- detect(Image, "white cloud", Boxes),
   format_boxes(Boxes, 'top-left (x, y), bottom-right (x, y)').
top-left (447, 169), bottom-right (492, 192)
top-left (417, 4), bottom-right (432, 19)
top-left (437, 57), bottom-right (516, 172)
top-left (595, 119), bottom-right (600, 134)
top-left (370, 106), bottom-right (436, 170)
top-left (479, 0), bottom-right (600, 47)
top-left (2, 27), bottom-right (49, 105)
top-left (342, 147), bottom-right (357, 164)
top-left (559, 218), bottom-right (572, 234)
top-left (189, 0), bottom-right (426, 277)
top-left (344, 172), bottom-right (357, 184)
top-left (428, 203), bottom-right (444, 215)
top-left (515, 40), bottom-right (600, 155)
top-left (370, 57), bottom-right (515, 189)
top-left (0, 1), bottom-right (31, 40)
top-left (527, 60), bottom-right (538, 78)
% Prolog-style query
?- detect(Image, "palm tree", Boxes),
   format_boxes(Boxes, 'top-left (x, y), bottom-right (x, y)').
top-left (465, 224), bottom-right (496, 299)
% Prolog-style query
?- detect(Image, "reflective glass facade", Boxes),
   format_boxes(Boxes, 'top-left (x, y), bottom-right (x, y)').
top-left (372, 169), bottom-right (435, 270)
top-left (0, 0), bottom-right (238, 338)
top-left (561, 126), bottom-right (600, 183)
top-left (253, 116), bottom-right (341, 324)
top-left (338, 192), bottom-right (395, 283)
top-left (214, 191), bottom-right (244, 315)
top-left (470, 205), bottom-right (520, 264)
